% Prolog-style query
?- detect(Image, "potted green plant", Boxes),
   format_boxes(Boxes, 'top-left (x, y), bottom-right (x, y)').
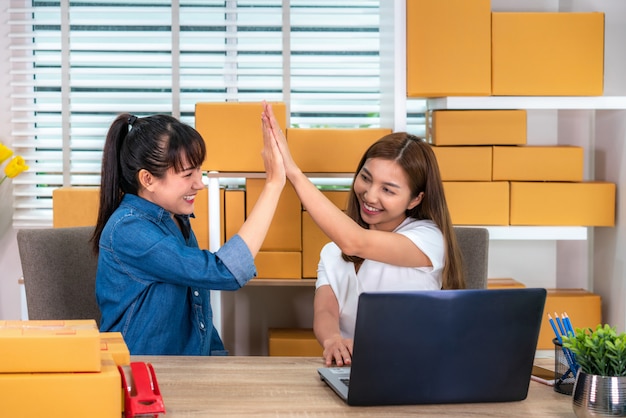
top-left (562, 324), bottom-right (626, 417)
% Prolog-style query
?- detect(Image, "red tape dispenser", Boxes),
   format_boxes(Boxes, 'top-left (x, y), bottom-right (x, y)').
top-left (119, 362), bottom-right (166, 418)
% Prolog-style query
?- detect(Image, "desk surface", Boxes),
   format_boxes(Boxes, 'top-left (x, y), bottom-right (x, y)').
top-left (132, 356), bottom-right (573, 417)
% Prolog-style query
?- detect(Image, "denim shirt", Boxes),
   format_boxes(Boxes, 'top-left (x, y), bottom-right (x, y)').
top-left (96, 193), bottom-right (256, 355)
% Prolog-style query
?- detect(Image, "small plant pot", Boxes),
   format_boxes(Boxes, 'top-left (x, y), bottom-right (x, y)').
top-left (573, 371), bottom-right (626, 417)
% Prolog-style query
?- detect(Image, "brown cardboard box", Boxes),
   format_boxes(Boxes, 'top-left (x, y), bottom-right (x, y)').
top-left (0, 353), bottom-right (121, 418)
top-left (255, 251), bottom-right (302, 280)
top-left (487, 278), bottom-right (526, 289)
top-left (195, 102), bottom-right (287, 172)
top-left (52, 187), bottom-right (99, 228)
top-left (246, 179), bottom-right (301, 251)
top-left (432, 146), bottom-right (492, 181)
top-left (0, 320), bottom-right (101, 373)
top-left (191, 187), bottom-right (209, 249)
top-left (268, 328), bottom-right (322, 357)
top-left (537, 289), bottom-right (601, 350)
top-left (224, 188), bottom-right (244, 242)
top-left (406, 0), bottom-right (491, 97)
top-left (492, 12), bottom-right (604, 96)
top-left (286, 128), bottom-right (392, 173)
top-left (428, 110), bottom-right (527, 146)
top-left (510, 182), bottom-right (615, 226)
top-left (492, 146), bottom-right (584, 182)
top-left (443, 181), bottom-right (510, 225)
top-left (100, 332), bottom-right (130, 367)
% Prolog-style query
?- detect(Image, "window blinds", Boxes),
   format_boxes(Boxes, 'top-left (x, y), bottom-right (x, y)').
top-left (7, 0), bottom-right (425, 227)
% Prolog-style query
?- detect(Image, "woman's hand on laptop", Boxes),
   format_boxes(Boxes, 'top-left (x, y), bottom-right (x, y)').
top-left (322, 336), bottom-right (354, 367)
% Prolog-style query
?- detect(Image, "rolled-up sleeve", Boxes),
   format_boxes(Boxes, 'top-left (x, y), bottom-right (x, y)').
top-left (216, 234), bottom-right (257, 287)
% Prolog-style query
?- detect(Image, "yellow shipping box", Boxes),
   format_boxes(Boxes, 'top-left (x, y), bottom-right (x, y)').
top-left (432, 146), bottom-right (492, 181)
top-left (196, 102), bottom-right (287, 172)
top-left (443, 181), bottom-right (510, 225)
top-left (537, 289), bottom-right (601, 350)
top-left (428, 110), bottom-right (527, 146)
top-left (100, 332), bottom-right (130, 367)
top-left (0, 354), bottom-right (121, 418)
top-left (52, 187), bottom-right (99, 228)
top-left (487, 278), bottom-right (526, 289)
top-left (268, 328), bottom-right (323, 357)
top-left (492, 146), bottom-right (584, 182)
top-left (192, 187), bottom-right (209, 249)
top-left (287, 128), bottom-right (391, 173)
top-left (224, 188), bottom-right (245, 242)
top-left (0, 320), bottom-right (101, 373)
top-left (246, 179), bottom-right (301, 251)
top-left (255, 251), bottom-right (302, 280)
top-left (406, 0), bottom-right (491, 97)
top-left (492, 12), bottom-right (604, 96)
top-left (510, 182), bottom-right (615, 226)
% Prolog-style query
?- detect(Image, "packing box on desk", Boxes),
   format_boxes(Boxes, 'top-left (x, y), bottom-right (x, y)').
top-left (0, 353), bottom-right (121, 418)
top-left (246, 179), bottom-right (301, 251)
top-left (196, 102), bottom-right (287, 172)
top-left (492, 12), bottom-right (604, 96)
top-left (443, 181), bottom-right (510, 226)
top-left (0, 320), bottom-right (101, 373)
top-left (268, 328), bottom-right (323, 357)
top-left (510, 182), bottom-right (615, 226)
top-left (52, 187), bottom-right (99, 228)
top-left (428, 110), bottom-right (527, 146)
top-left (406, 0), bottom-right (491, 97)
top-left (493, 146), bottom-right (584, 182)
top-left (287, 128), bottom-right (391, 173)
top-left (255, 251), bottom-right (302, 280)
top-left (536, 289), bottom-right (601, 350)
top-left (432, 146), bottom-right (492, 181)
top-left (100, 332), bottom-right (130, 367)
top-left (487, 278), bottom-right (526, 289)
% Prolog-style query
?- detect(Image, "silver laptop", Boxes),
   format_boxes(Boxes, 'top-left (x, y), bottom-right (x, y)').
top-left (318, 288), bottom-right (547, 406)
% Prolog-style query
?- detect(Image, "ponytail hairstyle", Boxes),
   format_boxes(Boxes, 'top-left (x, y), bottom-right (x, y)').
top-left (342, 132), bottom-right (465, 289)
top-left (91, 113), bottom-right (206, 254)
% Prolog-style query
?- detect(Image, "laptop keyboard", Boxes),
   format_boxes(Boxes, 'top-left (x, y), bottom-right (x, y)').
top-left (340, 378), bottom-right (350, 387)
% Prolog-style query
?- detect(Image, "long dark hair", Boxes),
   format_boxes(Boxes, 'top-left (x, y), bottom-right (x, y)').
top-left (343, 132), bottom-right (464, 289)
top-left (91, 114), bottom-right (206, 254)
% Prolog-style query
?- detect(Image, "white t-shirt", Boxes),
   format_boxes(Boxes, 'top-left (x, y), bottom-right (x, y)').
top-left (315, 217), bottom-right (444, 339)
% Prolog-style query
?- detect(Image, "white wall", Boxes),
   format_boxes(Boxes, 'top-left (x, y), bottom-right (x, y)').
top-left (0, 3), bottom-right (24, 320)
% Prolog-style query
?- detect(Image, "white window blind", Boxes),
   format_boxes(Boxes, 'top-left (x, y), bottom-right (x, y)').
top-left (8, 0), bottom-right (424, 228)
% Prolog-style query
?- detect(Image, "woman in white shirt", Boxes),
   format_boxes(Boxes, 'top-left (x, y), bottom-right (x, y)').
top-left (262, 102), bottom-right (464, 366)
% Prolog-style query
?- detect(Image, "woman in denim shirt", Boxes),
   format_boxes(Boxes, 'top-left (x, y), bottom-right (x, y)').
top-left (92, 113), bottom-right (285, 355)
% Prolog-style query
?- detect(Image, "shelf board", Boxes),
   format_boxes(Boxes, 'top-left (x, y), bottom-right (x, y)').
top-left (248, 279), bottom-right (316, 287)
top-left (479, 226), bottom-right (588, 241)
top-left (427, 96), bottom-right (626, 110)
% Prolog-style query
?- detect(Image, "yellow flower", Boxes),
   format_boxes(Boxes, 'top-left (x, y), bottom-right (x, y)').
top-left (4, 156), bottom-right (29, 178)
top-left (0, 143), bottom-right (13, 164)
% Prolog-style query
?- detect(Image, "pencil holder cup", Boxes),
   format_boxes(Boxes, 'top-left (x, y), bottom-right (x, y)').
top-left (553, 338), bottom-right (575, 396)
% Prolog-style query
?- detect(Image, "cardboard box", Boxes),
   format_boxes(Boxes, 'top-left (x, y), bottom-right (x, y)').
top-left (195, 102), bottom-right (287, 172)
top-left (246, 179), bottom-right (301, 251)
top-left (443, 181), bottom-right (510, 225)
top-left (302, 212), bottom-right (330, 279)
top-left (487, 278), bottom-right (526, 289)
top-left (255, 251), bottom-right (302, 280)
top-left (510, 182), bottom-right (615, 226)
top-left (432, 146), bottom-right (493, 181)
top-left (492, 12), bottom-right (604, 96)
top-left (406, 0), bottom-right (491, 97)
top-left (0, 320), bottom-right (101, 373)
top-left (52, 187), bottom-right (99, 228)
top-left (191, 187), bottom-right (209, 249)
top-left (0, 354), bottom-right (121, 418)
top-left (492, 146), bottom-right (584, 182)
top-left (100, 332), bottom-right (130, 367)
top-left (268, 328), bottom-right (323, 357)
top-left (428, 110), bottom-right (527, 146)
top-left (224, 189), bottom-right (245, 242)
top-left (537, 289), bottom-right (601, 350)
top-left (287, 128), bottom-right (392, 173)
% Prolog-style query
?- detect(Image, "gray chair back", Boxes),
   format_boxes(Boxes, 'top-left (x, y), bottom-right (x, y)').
top-left (17, 226), bottom-right (101, 326)
top-left (453, 226), bottom-right (489, 289)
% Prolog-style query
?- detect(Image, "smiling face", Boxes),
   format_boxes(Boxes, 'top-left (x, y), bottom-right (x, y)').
top-left (352, 157), bottom-right (423, 232)
top-left (138, 161), bottom-right (204, 217)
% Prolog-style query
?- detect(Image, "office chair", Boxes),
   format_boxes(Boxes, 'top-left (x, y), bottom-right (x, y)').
top-left (17, 226), bottom-right (101, 326)
top-left (454, 226), bottom-right (489, 289)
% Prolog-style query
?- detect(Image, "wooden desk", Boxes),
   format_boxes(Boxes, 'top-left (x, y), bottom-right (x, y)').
top-left (131, 356), bottom-right (573, 417)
